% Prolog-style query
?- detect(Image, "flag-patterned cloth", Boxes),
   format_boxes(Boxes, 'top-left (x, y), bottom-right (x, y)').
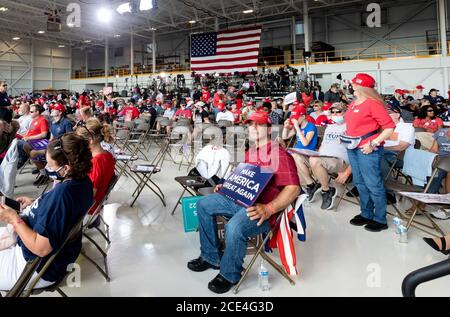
top-left (191, 26), bottom-right (262, 74)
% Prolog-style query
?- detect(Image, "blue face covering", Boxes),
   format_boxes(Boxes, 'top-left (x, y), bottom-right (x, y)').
top-left (45, 166), bottom-right (66, 181)
top-left (332, 116), bottom-right (345, 124)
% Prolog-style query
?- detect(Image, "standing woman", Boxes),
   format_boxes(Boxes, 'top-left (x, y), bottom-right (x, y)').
top-left (344, 74), bottom-right (395, 232)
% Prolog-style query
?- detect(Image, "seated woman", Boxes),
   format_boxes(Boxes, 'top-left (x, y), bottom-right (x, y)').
top-left (413, 105), bottom-right (443, 133)
top-left (0, 133), bottom-right (93, 291)
top-left (282, 106), bottom-right (318, 188)
top-left (76, 118), bottom-right (116, 221)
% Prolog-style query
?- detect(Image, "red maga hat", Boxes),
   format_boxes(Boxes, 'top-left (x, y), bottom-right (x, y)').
top-left (351, 73), bottom-right (376, 88)
top-left (244, 110), bottom-right (272, 125)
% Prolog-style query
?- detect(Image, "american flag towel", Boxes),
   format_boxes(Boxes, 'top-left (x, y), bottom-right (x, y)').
top-left (190, 26), bottom-right (262, 74)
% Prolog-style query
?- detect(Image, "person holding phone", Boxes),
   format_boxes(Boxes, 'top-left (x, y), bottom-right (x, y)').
top-left (0, 133), bottom-right (94, 291)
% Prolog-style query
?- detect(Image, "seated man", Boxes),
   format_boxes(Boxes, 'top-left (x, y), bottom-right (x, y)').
top-left (305, 102), bottom-right (352, 209)
top-left (188, 110), bottom-right (300, 294)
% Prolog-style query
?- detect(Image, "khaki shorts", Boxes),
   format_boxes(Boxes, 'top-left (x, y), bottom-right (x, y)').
top-left (313, 157), bottom-right (347, 174)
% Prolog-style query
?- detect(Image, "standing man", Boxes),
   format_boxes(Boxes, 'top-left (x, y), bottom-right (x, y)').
top-left (0, 81), bottom-right (11, 108)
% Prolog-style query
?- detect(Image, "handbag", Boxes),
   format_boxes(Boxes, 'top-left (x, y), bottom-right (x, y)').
top-left (340, 130), bottom-right (379, 150)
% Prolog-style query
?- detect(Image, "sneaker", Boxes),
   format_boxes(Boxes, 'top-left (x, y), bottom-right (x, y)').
top-left (33, 174), bottom-right (49, 186)
top-left (346, 187), bottom-right (359, 198)
top-left (321, 187), bottom-right (338, 210)
top-left (350, 215), bottom-right (372, 226)
top-left (364, 221), bottom-right (388, 232)
top-left (430, 209), bottom-right (450, 220)
top-left (307, 183), bottom-right (321, 202)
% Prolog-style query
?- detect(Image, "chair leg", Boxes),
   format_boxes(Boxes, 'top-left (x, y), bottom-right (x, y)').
top-left (56, 288), bottom-right (68, 297)
top-left (171, 188), bottom-right (186, 216)
top-left (80, 251), bottom-right (110, 282)
top-left (260, 252), bottom-right (295, 285)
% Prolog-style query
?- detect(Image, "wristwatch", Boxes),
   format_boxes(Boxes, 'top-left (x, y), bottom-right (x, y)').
top-left (369, 140), bottom-right (380, 149)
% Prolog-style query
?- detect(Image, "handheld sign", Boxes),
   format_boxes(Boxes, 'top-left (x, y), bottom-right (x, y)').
top-left (218, 163), bottom-right (274, 208)
top-left (284, 92), bottom-right (297, 105)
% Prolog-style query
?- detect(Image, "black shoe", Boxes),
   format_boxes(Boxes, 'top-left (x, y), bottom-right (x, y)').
top-left (350, 215), bottom-right (372, 226)
top-left (307, 183), bottom-right (321, 202)
top-left (364, 221), bottom-right (388, 232)
top-left (208, 274), bottom-right (237, 294)
top-left (423, 237), bottom-right (450, 255)
top-left (33, 174), bottom-right (49, 186)
top-left (346, 187), bottom-right (359, 198)
top-left (386, 192), bottom-right (397, 205)
top-left (321, 187), bottom-right (338, 210)
top-left (31, 168), bottom-right (39, 175)
top-left (187, 257), bottom-right (219, 272)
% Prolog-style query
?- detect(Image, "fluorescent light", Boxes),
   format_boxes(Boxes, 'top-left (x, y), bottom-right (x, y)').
top-left (117, 2), bottom-right (131, 14)
top-left (150, 27), bottom-right (157, 31)
top-left (0, 7), bottom-right (8, 12)
top-left (84, 40), bottom-right (92, 43)
top-left (243, 9), bottom-right (254, 14)
top-left (12, 37), bottom-right (20, 41)
top-left (189, 20), bottom-right (196, 24)
top-left (140, 0), bottom-right (153, 11)
top-left (67, 22), bottom-right (75, 27)
top-left (98, 8), bottom-right (113, 23)
top-left (114, 34), bottom-right (121, 38)
top-left (38, 30), bottom-right (45, 34)
top-left (58, 45), bottom-right (65, 48)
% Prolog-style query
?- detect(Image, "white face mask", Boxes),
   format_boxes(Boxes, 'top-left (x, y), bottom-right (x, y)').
top-left (332, 116), bottom-right (345, 124)
top-left (323, 110), bottom-right (330, 116)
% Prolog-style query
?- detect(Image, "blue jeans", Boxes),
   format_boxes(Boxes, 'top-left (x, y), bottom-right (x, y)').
top-left (428, 169), bottom-right (447, 194)
top-left (347, 147), bottom-right (388, 224)
top-left (197, 194), bottom-right (270, 283)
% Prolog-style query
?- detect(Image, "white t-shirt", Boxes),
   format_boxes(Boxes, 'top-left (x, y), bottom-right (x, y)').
top-left (163, 109), bottom-right (175, 119)
top-left (17, 114), bottom-right (33, 135)
top-left (384, 122), bottom-right (415, 148)
top-left (216, 111), bottom-right (234, 123)
top-left (319, 123), bottom-right (349, 163)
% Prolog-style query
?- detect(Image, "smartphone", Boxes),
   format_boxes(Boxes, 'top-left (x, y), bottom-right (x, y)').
top-left (0, 196), bottom-right (21, 212)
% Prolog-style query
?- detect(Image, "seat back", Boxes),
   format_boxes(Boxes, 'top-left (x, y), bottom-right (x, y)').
top-left (434, 155), bottom-right (450, 173)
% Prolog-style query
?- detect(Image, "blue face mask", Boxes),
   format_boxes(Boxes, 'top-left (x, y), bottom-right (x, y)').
top-left (45, 166), bottom-right (66, 181)
top-left (332, 116), bottom-right (345, 124)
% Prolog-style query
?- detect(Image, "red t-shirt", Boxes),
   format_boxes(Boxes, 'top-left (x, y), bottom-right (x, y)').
top-left (315, 115), bottom-right (329, 126)
top-left (213, 93), bottom-right (223, 107)
top-left (245, 141), bottom-right (300, 206)
top-left (301, 92), bottom-right (313, 107)
top-left (413, 118), bottom-right (444, 134)
top-left (231, 109), bottom-right (242, 123)
top-left (344, 99), bottom-right (395, 147)
top-left (26, 116), bottom-right (49, 138)
top-left (202, 91), bottom-right (211, 103)
top-left (119, 106), bottom-right (140, 120)
top-left (175, 109), bottom-right (192, 119)
top-left (306, 115), bottom-right (316, 124)
top-left (88, 152), bottom-right (116, 215)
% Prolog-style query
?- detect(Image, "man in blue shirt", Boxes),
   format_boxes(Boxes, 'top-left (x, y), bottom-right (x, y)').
top-left (424, 89), bottom-right (446, 106)
top-left (0, 81), bottom-right (10, 108)
top-left (50, 103), bottom-right (74, 139)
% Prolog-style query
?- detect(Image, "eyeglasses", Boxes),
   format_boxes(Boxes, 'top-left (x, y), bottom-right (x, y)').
top-left (331, 110), bottom-right (343, 114)
top-left (30, 111), bottom-right (36, 113)
top-left (1, 84), bottom-right (7, 87)
top-left (427, 109), bottom-right (435, 112)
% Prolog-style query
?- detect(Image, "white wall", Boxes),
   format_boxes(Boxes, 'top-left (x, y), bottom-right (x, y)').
top-left (0, 39), bottom-right (71, 95)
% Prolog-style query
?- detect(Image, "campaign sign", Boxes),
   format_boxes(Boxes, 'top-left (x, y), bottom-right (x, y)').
top-left (219, 163), bottom-right (273, 208)
top-left (181, 196), bottom-right (203, 232)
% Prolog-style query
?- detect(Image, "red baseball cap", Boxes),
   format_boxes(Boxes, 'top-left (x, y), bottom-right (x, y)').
top-left (351, 73), bottom-right (376, 88)
top-left (416, 85), bottom-right (425, 90)
top-left (263, 97), bottom-right (271, 103)
top-left (244, 110), bottom-right (272, 125)
top-left (51, 103), bottom-right (65, 113)
top-left (290, 105), bottom-right (306, 120)
top-left (395, 89), bottom-right (403, 94)
top-left (97, 100), bottom-right (104, 107)
top-left (292, 100), bottom-right (304, 107)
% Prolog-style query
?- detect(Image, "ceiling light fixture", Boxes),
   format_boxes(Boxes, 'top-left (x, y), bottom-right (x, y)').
top-left (38, 30), bottom-right (45, 34)
top-left (12, 37), bottom-right (20, 41)
top-left (243, 9), bottom-right (254, 14)
top-left (188, 20), bottom-right (196, 24)
top-left (97, 8), bottom-right (113, 23)
top-left (0, 7), bottom-right (8, 12)
top-left (117, 2), bottom-right (131, 14)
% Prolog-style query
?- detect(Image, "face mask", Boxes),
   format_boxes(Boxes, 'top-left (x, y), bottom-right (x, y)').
top-left (323, 110), bottom-right (330, 116)
top-left (332, 116), bottom-right (345, 124)
top-left (45, 166), bottom-right (66, 181)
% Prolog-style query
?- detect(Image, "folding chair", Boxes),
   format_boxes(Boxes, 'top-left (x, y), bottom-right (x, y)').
top-left (168, 125), bottom-right (194, 170)
top-left (385, 155), bottom-right (450, 237)
top-left (233, 195), bottom-right (308, 294)
top-left (81, 174), bottom-right (119, 282)
top-left (330, 173), bottom-right (359, 210)
top-left (5, 214), bottom-right (87, 297)
top-left (129, 142), bottom-right (167, 207)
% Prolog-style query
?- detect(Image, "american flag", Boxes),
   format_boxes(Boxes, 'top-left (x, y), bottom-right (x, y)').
top-left (190, 26), bottom-right (262, 74)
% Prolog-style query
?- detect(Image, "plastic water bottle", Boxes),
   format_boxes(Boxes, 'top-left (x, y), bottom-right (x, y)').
top-left (398, 225), bottom-right (408, 244)
top-left (259, 260), bottom-right (270, 291)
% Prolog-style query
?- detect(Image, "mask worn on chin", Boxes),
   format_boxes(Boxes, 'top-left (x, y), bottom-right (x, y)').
top-left (45, 166), bottom-right (66, 181)
top-left (332, 116), bottom-right (345, 124)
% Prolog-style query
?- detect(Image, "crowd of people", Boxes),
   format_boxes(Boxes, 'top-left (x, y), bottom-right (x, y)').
top-left (0, 72), bottom-right (449, 294)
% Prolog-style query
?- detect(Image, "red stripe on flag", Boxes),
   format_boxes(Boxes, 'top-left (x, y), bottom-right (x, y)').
top-left (191, 56), bottom-right (258, 64)
top-left (215, 48), bottom-right (260, 55)
top-left (217, 40), bottom-right (260, 49)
